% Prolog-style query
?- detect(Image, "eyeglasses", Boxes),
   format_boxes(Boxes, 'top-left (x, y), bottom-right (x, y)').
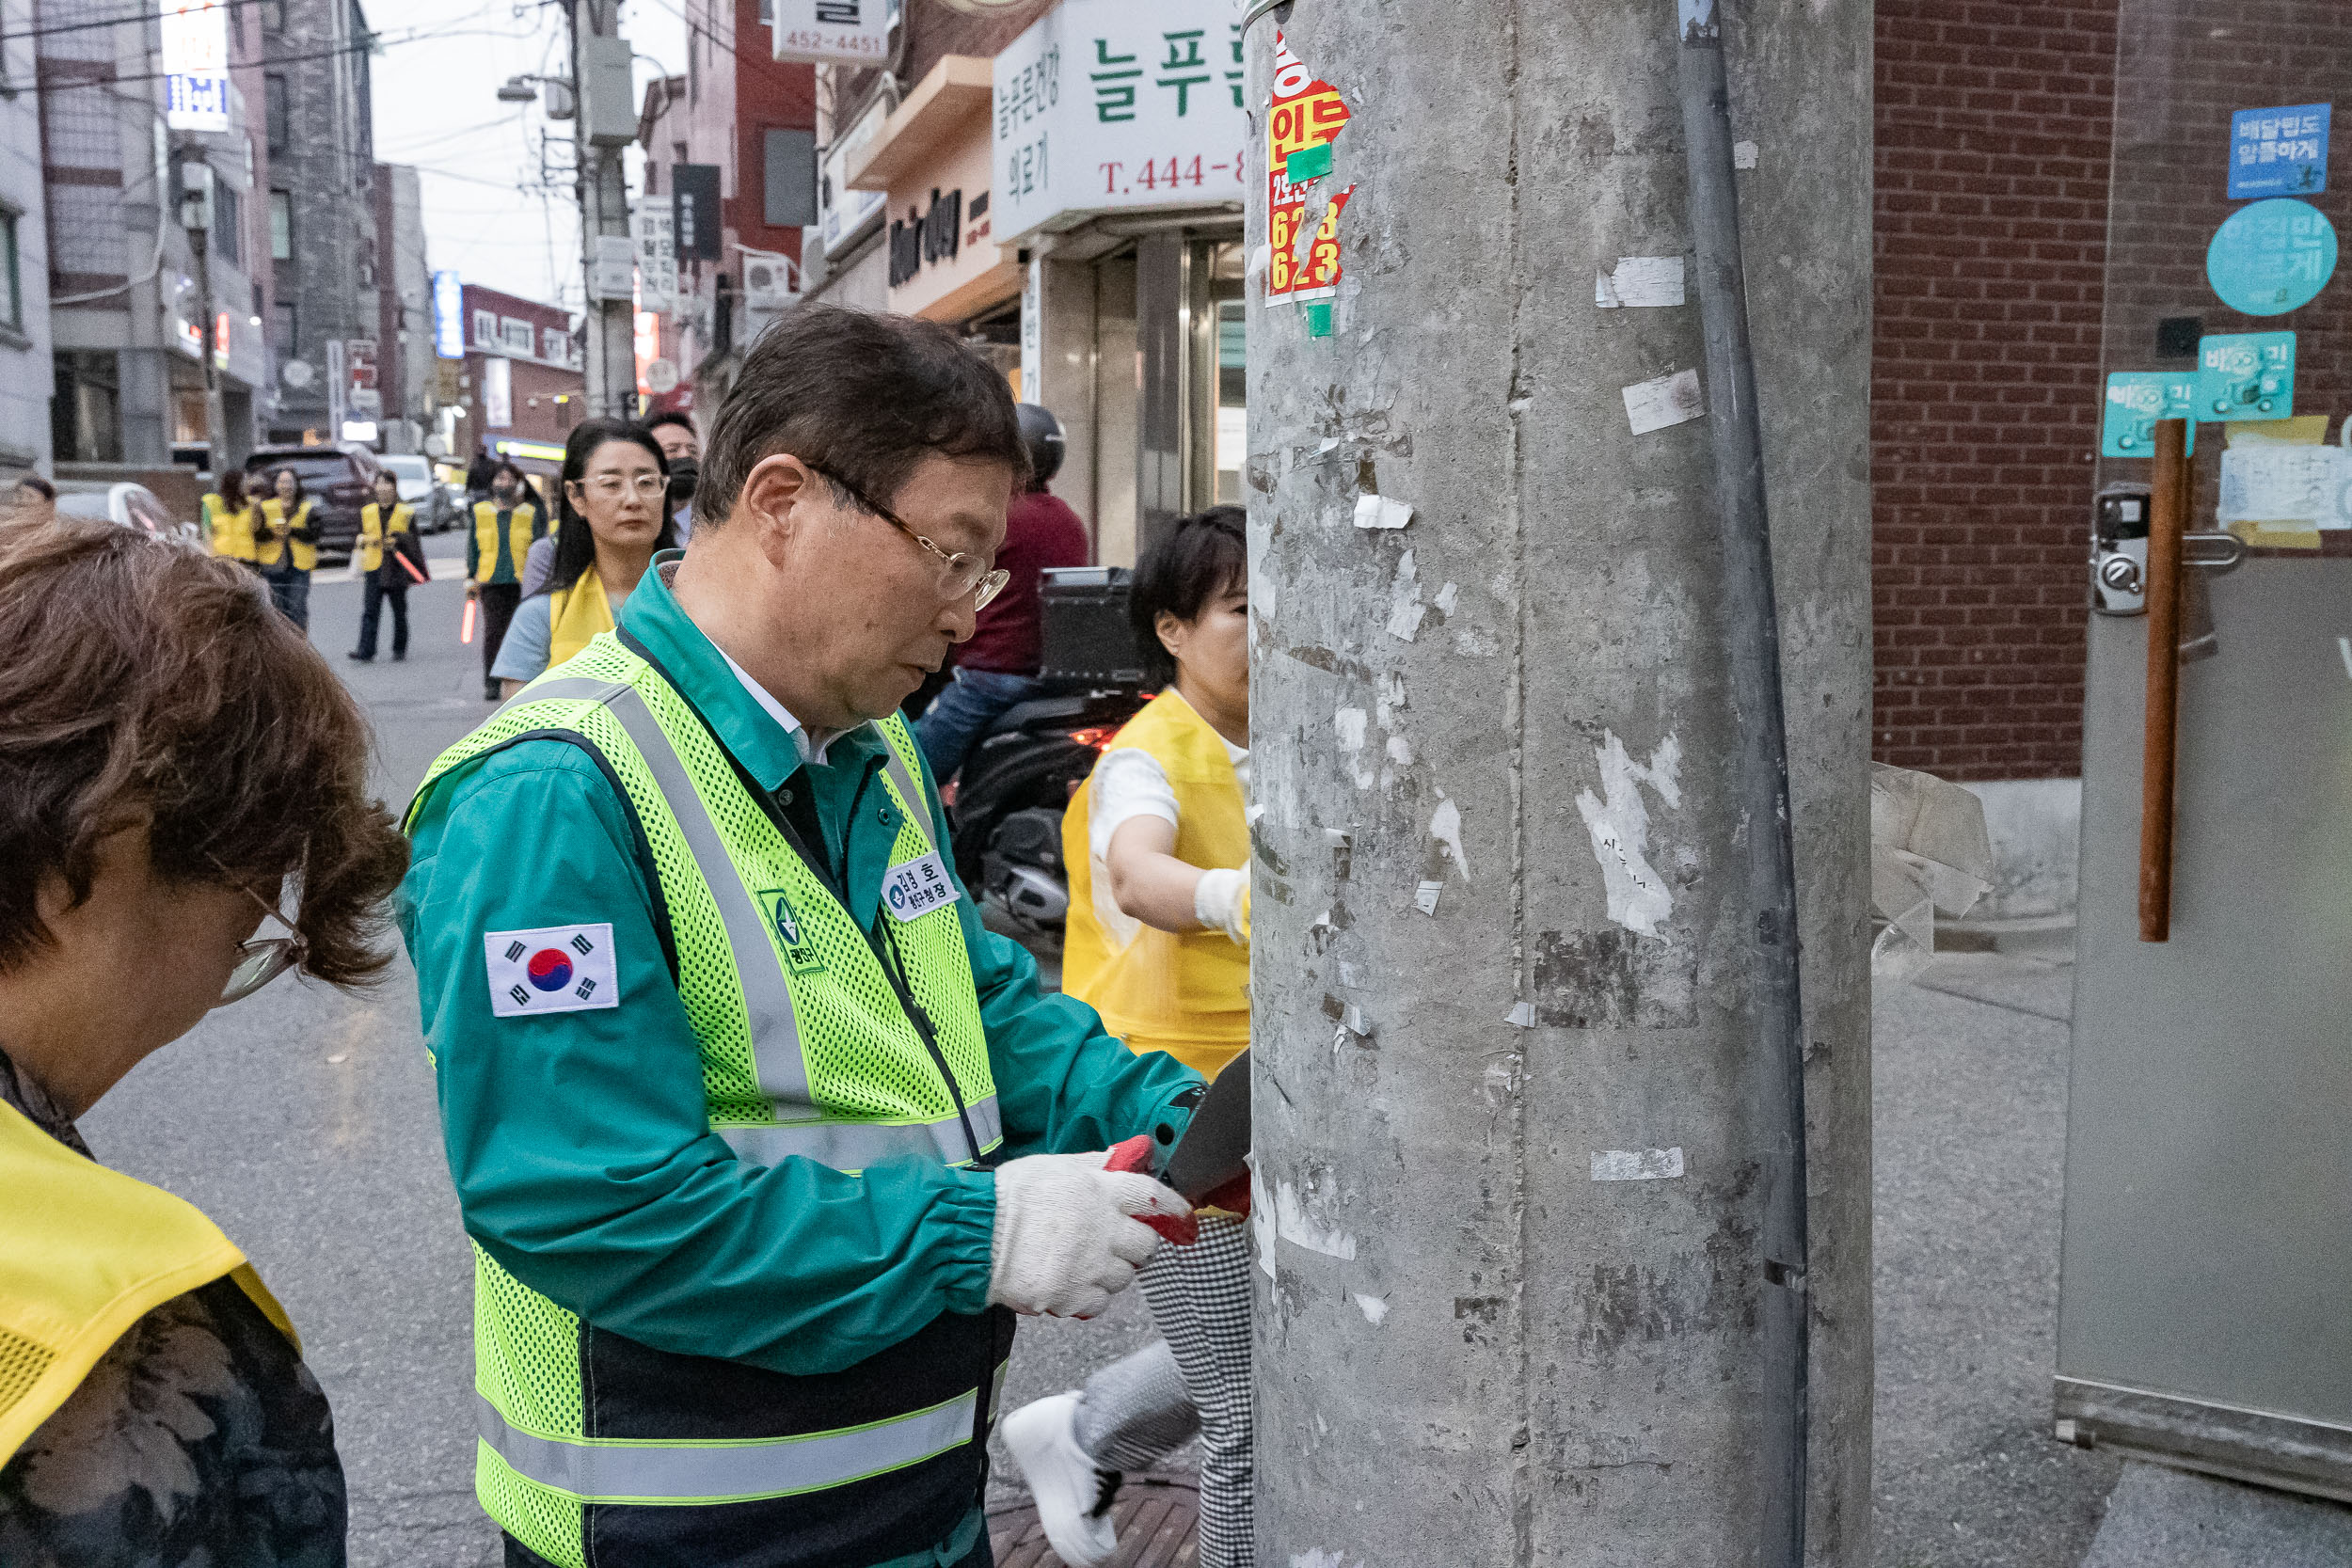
top-left (804, 462), bottom-right (1009, 611)
top-left (573, 474), bottom-right (669, 501)
top-left (210, 863), bottom-right (307, 1008)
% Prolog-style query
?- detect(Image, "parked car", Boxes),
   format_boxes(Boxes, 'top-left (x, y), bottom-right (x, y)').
top-left (376, 452), bottom-right (457, 532)
top-left (53, 481), bottom-right (196, 542)
top-left (242, 445), bottom-right (381, 560)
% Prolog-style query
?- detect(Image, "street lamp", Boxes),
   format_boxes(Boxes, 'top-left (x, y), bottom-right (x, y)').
top-left (497, 73), bottom-right (574, 119)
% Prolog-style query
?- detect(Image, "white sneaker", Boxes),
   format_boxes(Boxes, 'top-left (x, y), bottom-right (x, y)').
top-left (1001, 1391), bottom-right (1120, 1568)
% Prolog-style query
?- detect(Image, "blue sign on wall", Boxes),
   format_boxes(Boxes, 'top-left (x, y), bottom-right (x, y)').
top-left (2102, 372), bottom-right (2199, 457)
top-left (432, 270), bottom-right (466, 360)
top-left (2197, 331), bottom-right (2296, 422)
top-left (2230, 103), bottom-right (2328, 199)
top-left (2206, 198), bottom-right (2337, 316)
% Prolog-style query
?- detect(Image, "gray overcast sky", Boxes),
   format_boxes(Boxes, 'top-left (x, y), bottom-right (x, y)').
top-left (369, 0), bottom-right (687, 317)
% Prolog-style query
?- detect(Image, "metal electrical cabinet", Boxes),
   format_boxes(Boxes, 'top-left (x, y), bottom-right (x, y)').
top-left (2058, 0), bottom-right (2352, 1500)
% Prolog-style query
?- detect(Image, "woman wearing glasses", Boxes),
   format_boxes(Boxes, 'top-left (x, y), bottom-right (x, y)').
top-left (489, 419), bottom-right (676, 698)
top-left (0, 518), bottom-right (409, 1564)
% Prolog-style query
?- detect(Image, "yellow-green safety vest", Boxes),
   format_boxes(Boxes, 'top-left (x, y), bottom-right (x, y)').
top-left (406, 632), bottom-right (1008, 1568)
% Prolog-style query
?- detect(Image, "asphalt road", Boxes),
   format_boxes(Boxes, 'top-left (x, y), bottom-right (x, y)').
top-left (75, 567), bottom-right (2115, 1565)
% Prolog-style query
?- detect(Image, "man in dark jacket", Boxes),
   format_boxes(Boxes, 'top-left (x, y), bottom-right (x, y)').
top-left (914, 404), bottom-right (1089, 782)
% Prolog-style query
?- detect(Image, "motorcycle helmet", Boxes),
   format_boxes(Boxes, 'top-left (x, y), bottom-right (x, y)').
top-left (1016, 403), bottom-right (1066, 488)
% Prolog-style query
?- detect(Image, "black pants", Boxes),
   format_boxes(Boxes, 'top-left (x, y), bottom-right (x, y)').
top-left (357, 578), bottom-right (408, 657)
top-left (263, 565), bottom-right (310, 631)
top-left (478, 581), bottom-right (521, 685)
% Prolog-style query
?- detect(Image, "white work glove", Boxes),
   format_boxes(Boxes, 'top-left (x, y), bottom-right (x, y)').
top-left (1193, 865), bottom-right (1251, 944)
top-left (988, 1150), bottom-right (1192, 1319)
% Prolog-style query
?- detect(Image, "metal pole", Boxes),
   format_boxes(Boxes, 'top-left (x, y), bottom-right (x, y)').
top-left (573, 0), bottom-right (638, 420)
top-left (190, 223), bottom-right (227, 479)
top-left (1673, 2), bottom-right (1807, 1562)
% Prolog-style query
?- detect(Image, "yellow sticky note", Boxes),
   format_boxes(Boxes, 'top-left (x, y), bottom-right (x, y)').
top-left (2228, 518), bottom-right (2324, 549)
top-left (2226, 414), bottom-right (2332, 446)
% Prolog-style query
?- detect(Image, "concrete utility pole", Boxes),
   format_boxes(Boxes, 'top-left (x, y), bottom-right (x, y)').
top-left (177, 156), bottom-right (228, 478)
top-left (1245, 0), bottom-right (1872, 1562)
top-left (574, 0), bottom-right (640, 419)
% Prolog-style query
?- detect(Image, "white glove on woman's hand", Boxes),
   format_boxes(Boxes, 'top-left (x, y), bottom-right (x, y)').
top-left (988, 1150), bottom-right (1192, 1319)
top-left (1193, 865), bottom-right (1251, 944)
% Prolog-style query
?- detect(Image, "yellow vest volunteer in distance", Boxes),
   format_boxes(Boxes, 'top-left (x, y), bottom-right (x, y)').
top-left (203, 491), bottom-right (257, 561)
top-left (357, 499), bottom-right (415, 575)
top-left (1063, 689), bottom-right (1251, 1081)
top-left (254, 497), bottom-right (319, 571)
top-left (469, 496), bottom-right (542, 584)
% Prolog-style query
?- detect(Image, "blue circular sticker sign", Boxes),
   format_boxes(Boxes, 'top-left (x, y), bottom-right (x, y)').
top-left (2207, 198), bottom-right (2338, 316)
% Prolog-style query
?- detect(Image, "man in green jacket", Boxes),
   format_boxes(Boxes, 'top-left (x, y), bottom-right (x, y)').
top-left (400, 306), bottom-right (1205, 1568)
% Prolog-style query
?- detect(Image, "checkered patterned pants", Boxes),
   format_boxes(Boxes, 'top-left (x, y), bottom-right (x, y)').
top-left (1071, 1214), bottom-right (1253, 1568)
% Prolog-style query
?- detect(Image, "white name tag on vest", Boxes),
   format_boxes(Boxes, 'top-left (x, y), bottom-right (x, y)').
top-left (882, 851), bottom-right (961, 923)
top-left (485, 923), bottom-right (620, 1016)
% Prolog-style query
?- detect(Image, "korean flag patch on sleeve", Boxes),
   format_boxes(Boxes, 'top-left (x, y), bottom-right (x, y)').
top-left (485, 924), bottom-right (621, 1017)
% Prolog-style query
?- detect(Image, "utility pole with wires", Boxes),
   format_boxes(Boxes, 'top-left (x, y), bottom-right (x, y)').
top-left (1243, 0), bottom-right (1874, 1562)
top-left (571, 0), bottom-right (638, 419)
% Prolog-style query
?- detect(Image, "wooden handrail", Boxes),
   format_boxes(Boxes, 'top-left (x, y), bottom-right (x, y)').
top-left (2138, 418), bottom-right (2188, 942)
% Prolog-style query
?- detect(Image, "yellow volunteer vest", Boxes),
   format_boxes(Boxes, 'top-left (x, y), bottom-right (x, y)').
top-left (1062, 689), bottom-right (1250, 1081)
top-left (254, 499), bottom-right (318, 571)
top-left (204, 495), bottom-right (256, 561)
top-left (471, 499), bottom-right (541, 584)
top-left (358, 501), bottom-right (414, 575)
top-left (0, 1097), bottom-right (298, 1465)
top-left (545, 569), bottom-right (612, 667)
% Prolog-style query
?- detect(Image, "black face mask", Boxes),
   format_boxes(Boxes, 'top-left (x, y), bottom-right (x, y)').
top-left (668, 456), bottom-right (699, 504)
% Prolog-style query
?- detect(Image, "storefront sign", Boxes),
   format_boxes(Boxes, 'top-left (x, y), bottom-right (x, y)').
top-left (2229, 103), bottom-right (2328, 200)
top-left (2196, 331), bottom-right (2296, 421)
top-left (2206, 198), bottom-right (2337, 316)
top-left (2100, 372), bottom-right (2199, 457)
top-left (483, 356), bottom-right (512, 429)
top-left (632, 199), bottom-right (677, 309)
top-left (772, 0), bottom-right (890, 65)
top-left (160, 0), bottom-right (230, 133)
top-left (433, 270), bottom-right (467, 359)
top-left (991, 0), bottom-right (1248, 245)
top-left (673, 164), bottom-right (723, 261)
top-left (820, 104), bottom-right (891, 251)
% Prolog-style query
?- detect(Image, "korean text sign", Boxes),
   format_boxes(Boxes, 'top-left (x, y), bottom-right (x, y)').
top-left (1264, 32), bottom-right (1352, 307)
top-left (160, 0), bottom-right (230, 133)
top-left (771, 0), bottom-right (889, 66)
top-left (2229, 103), bottom-right (2328, 200)
top-left (992, 0), bottom-right (1248, 246)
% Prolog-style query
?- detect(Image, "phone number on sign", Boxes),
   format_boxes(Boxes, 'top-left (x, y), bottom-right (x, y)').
top-left (1098, 153), bottom-right (1247, 197)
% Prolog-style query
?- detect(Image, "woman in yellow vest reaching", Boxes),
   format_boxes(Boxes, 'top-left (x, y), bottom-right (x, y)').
top-left (253, 467), bottom-right (321, 630)
top-left (0, 518), bottom-right (410, 1564)
top-left (1003, 505), bottom-right (1256, 1568)
top-left (489, 418), bottom-right (675, 697)
top-left (202, 469), bottom-right (256, 566)
top-left (464, 460), bottom-right (543, 701)
top-left (349, 469), bottom-right (421, 663)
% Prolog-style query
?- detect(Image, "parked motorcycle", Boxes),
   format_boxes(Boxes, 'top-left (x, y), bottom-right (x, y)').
top-left (947, 567), bottom-right (1150, 935)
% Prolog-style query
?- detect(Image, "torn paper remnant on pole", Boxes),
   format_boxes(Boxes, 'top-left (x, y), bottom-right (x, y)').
top-left (1622, 369), bottom-right (1705, 435)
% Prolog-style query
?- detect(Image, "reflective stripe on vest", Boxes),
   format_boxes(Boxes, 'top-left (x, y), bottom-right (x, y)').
top-left (717, 1091), bottom-right (1002, 1171)
top-left (492, 674), bottom-right (982, 1171)
top-left (475, 1387), bottom-right (978, 1504)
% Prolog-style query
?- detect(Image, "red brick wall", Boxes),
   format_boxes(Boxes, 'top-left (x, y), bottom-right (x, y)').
top-left (1872, 0), bottom-right (2120, 780)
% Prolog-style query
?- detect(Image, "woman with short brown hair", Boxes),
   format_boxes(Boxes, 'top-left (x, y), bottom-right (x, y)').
top-left (0, 518), bottom-right (409, 1565)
